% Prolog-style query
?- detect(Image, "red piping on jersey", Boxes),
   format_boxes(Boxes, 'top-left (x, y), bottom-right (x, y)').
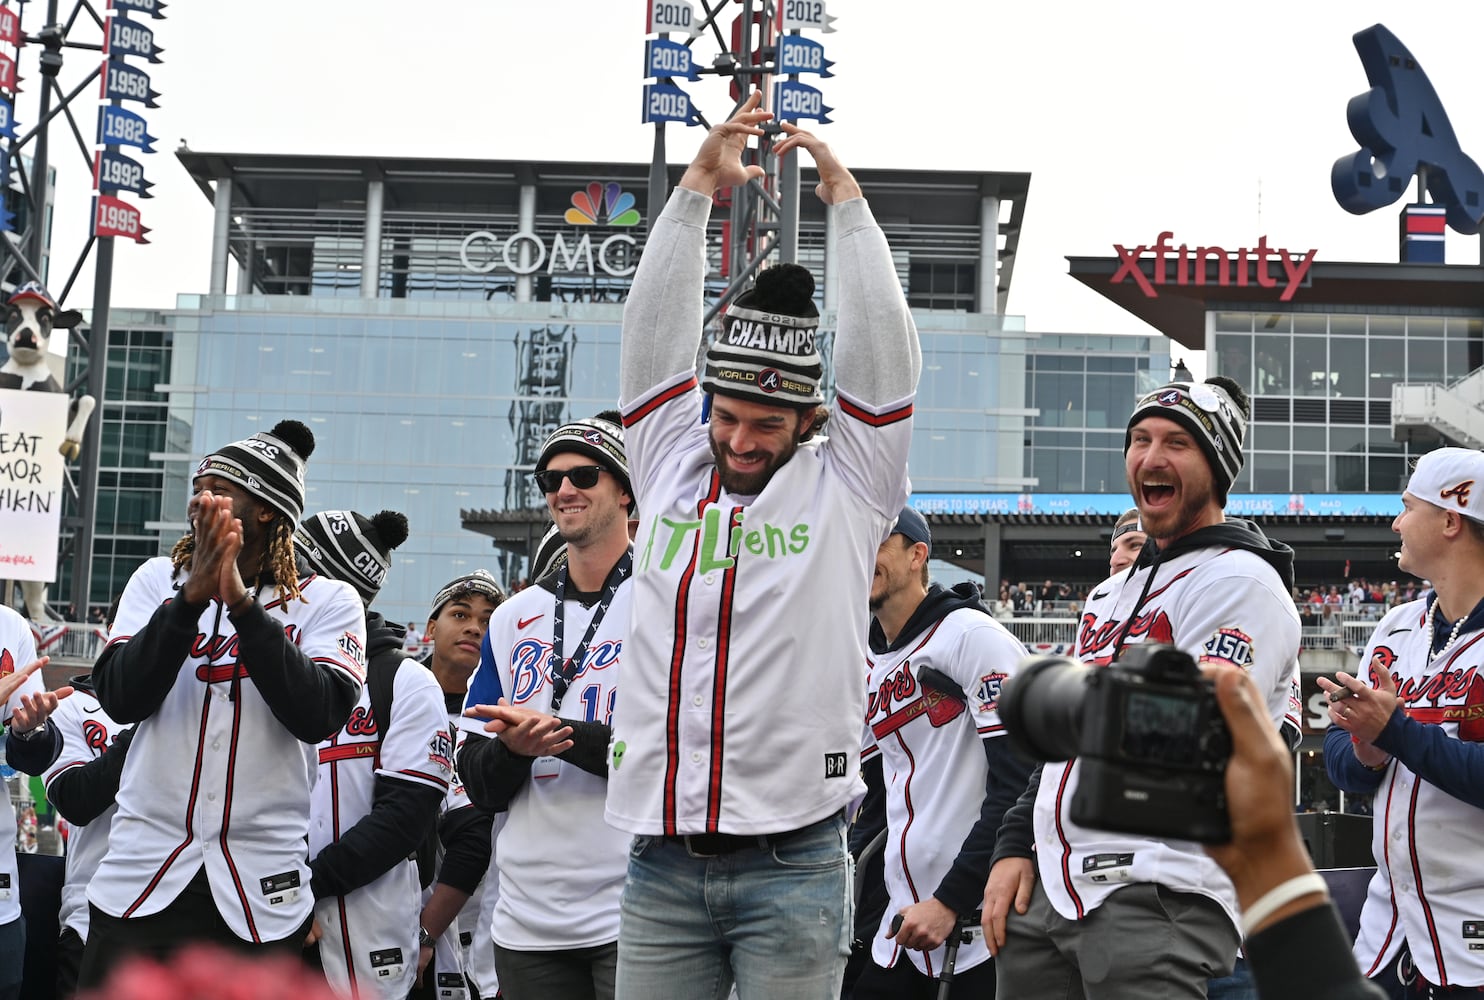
top-left (1406, 778), bottom-right (1447, 985)
top-left (1363, 769), bottom-right (1402, 978)
top-left (893, 730), bottom-right (936, 979)
top-left (1053, 762), bottom-right (1086, 919)
top-left (839, 396), bottom-right (913, 428)
top-left (623, 376), bottom-right (697, 427)
top-left (219, 683), bottom-right (262, 942)
top-left (704, 506), bottom-right (743, 832)
top-left (319, 743), bottom-right (380, 764)
top-left (662, 471), bottom-right (721, 835)
top-left (337, 895), bottom-right (356, 993)
top-left (396, 768), bottom-right (450, 789)
top-left (261, 574), bottom-right (315, 613)
top-left (124, 685), bottom-right (213, 918)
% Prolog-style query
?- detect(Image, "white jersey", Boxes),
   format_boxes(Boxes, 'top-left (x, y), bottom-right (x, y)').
top-left (609, 382), bottom-right (912, 837)
top-left (1352, 600), bottom-right (1484, 988)
top-left (42, 688), bottom-right (129, 939)
top-left (0, 606), bottom-right (41, 927)
top-left (88, 557), bottom-right (366, 942)
top-left (1035, 542), bottom-right (1301, 925)
top-left (862, 602), bottom-right (1025, 978)
top-left (459, 579), bottom-right (631, 949)
top-left (311, 654), bottom-right (451, 998)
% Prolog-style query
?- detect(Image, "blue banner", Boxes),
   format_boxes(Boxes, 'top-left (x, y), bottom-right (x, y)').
top-left (644, 38), bottom-right (699, 81)
top-left (0, 155), bottom-right (14, 233)
top-left (0, 97), bottom-right (17, 140)
top-left (103, 61), bottom-right (160, 107)
top-left (112, 0), bottom-right (167, 18)
top-left (107, 17), bottom-right (164, 63)
top-left (778, 35), bottom-right (833, 77)
top-left (641, 82), bottom-right (696, 124)
top-left (773, 80), bottom-right (832, 123)
top-left (908, 493), bottom-right (1404, 519)
top-left (95, 148), bottom-right (153, 198)
top-left (100, 105), bottom-right (157, 152)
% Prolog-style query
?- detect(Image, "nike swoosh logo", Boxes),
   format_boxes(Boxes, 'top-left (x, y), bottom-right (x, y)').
top-left (517, 615), bottom-right (544, 629)
top-left (1091, 590), bottom-right (1111, 600)
top-left (1387, 627), bottom-right (1413, 635)
top-left (83, 706), bottom-right (103, 714)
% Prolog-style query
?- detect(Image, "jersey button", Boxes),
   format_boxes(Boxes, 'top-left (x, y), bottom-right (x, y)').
top-left (691, 751), bottom-right (702, 763)
top-left (693, 695), bottom-right (704, 707)
top-left (211, 740), bottom-right (221, 751)
top-left (698, 638), bottom-right (709, 649)
top-left (207, 792), bottom-right (217, 802)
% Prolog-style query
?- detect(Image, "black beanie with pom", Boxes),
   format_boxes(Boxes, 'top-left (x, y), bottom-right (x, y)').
top-left (295, 509), bottom-right (408, 606)
top-left (194, 419), bottom-right (316, 524)
top-left (702, 262), bottom-right (823, 407)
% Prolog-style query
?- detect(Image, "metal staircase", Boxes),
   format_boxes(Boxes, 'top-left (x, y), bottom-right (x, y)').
top-left (1392, 368), bottom-right (1484, 448)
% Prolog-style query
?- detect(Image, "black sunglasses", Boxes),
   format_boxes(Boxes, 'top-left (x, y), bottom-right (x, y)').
top-left (533, 465), bottom-right (606, 493)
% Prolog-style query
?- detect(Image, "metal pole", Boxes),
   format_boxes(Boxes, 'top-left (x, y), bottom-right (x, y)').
top-left (26, 0), bottom-right (61, 272)
top-left (71, 234), bottom-right (110, 616)
top-left (647, 121), bottom-right (667, 237)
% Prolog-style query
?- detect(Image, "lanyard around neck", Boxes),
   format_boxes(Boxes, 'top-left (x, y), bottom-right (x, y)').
top-left (549, 550), bottom-right (632, 712)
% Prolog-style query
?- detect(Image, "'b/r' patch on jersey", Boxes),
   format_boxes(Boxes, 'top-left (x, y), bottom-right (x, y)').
top-left (1200, 628), bottom-right (1254, 669)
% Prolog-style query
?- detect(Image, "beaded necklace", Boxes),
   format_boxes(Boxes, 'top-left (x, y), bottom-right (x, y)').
top-left (1427, 597), bottom-right (1468, 658)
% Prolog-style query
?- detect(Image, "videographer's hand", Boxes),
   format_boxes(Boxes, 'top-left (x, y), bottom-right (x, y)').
top-left (1201, 665), bottom-right (1326, 929)
top-left (981, 856), bottom-right (1035, 957)
top-left (888, 897), bottom-right (956, 952)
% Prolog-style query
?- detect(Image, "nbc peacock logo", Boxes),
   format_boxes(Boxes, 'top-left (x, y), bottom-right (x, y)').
top-left (566, 182), bottom-right (642, 227)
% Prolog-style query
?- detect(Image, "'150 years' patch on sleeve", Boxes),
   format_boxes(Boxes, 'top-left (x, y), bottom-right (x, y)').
top-left (1199, 627), bottom-right (1254, 669)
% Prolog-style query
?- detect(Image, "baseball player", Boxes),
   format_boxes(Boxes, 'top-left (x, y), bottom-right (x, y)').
top-left (1, 612), bottom-right (68, 1000)
top-left (42, 671), bottom-right (131, 1000)
top-left (297, 509), bottom-right (451, 999)
top-left (418, 570), bottom-right (505, 1000)
top-left (855, 508), bottom-right (1033, 999)
top-left (77, 420), bottom-right (367, 988)
top-left (1322, 447), bottom-right (1484, 996)
top-left (459, 416), bottom-right (634, 1000)
top-left (983, 377), bottom-right (1303, 1000)
top-left (607, 93), bottom-right (918, 1000)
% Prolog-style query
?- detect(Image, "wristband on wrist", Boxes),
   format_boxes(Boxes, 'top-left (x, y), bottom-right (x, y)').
top-left (1240, 872), bottom-right (1328, 937)
top-left (9, 721), bottom-right (45, 741)
top-left (228, 593), bottom-right (254, 615)
top-left (1359, 756), bottom-right (1390, 772)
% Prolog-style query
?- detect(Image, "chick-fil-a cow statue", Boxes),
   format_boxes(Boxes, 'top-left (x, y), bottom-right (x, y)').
top-left (0, 281), bottom-right (97, 620)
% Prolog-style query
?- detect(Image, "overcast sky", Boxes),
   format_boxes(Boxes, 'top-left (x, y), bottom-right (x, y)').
top-left (27, 0), bottom-right (1484, 365)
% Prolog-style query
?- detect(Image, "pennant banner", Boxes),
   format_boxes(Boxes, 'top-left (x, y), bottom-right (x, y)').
top-left (100, 105), bottom-right (156, 152)
top-left (644, 37), bottom-right (699, 81)
top-left (102, 61), bottom-right (159, 106)
top-left (111, 0), bottom-right (167, 18)
top-left (0, 6), bottom-right (19, 45)
top-left (778, 35), bottom-right (833, 77)
top-left (0, 52), bottom-right (15, 94)
top-left (95, 149), bottom-right (153, 198)
top-left (0, 155), bottom-right (13, 233)
top-left (646, 0), bottom-right (700, 37)
top-left (773, 81), bottom-right (833, 124)
top-left (641, 82), bottom-right (697, 124)
top-left (94, 194), bottom-right (150, 242)
top-left (0, 97), bottom-right (17, 140)
top-left (778, 0), bottom-right (836, 33)
top-left (106, 17), bottom-right (164, 63)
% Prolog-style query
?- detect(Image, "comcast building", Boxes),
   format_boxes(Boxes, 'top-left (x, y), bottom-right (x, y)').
top-left (76, 150), bottom-right (1073, 626)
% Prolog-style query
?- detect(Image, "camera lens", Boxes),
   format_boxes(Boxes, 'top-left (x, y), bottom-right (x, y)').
top-left (999, 656), bottom-right (1092, 761)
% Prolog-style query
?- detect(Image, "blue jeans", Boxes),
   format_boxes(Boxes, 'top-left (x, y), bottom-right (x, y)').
top-left (1206, 957), bottom-right (1256, 1000)
top-left (615, 813), bottom-right (852, 1000)
top-left (0, 916), bottom-right (24, 1000)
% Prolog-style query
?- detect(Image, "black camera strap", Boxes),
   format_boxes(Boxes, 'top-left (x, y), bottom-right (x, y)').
top-left (1108, 541), bottom-right (1163, 662)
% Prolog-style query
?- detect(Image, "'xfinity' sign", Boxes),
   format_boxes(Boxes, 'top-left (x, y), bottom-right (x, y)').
top-left (459, 230), bottom-right (638, 277)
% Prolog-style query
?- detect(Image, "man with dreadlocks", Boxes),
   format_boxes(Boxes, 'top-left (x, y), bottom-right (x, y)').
top-left (77, 420), bottom-right (368, 988)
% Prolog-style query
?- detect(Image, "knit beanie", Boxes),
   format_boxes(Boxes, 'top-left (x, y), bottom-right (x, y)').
top-left (430, 569), bottom-right (506, 620)
top-left (702, 263), bottom-right (823, 407)
top-left (296, 509), bottom-right (409, 606)
top-left (1125, 377), bottom-right (1248, 502)
top-left (537, 416), bottom-right (632, 503)
top-left (530, 522), bottom-right (569, 582)
top-left (194, 420), bottom-right (315, 524)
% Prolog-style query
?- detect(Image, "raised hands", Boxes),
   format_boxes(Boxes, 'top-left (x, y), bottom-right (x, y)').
top-left (2, 655), bottom-right (71, 733)
top-left (773, 121), bottom-right (863, 204)
top-left (679, 91), bottom-right (772, 197)
top-left (181, 490), bottom-right (248, 608)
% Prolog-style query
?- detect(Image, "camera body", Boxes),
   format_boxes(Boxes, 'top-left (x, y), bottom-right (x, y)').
top-left (1000, 644), bottom-right (1232, 843)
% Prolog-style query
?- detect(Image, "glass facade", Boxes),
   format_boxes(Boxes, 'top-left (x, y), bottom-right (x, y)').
top-left (1210, 309), bottom-right (1482, 494)
top-left (1024, 335), bottom-right (1171, 492)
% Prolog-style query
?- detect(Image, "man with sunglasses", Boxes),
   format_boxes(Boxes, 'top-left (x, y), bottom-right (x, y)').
top-left (608, 94), bottom-right (918, 1000)
top-left (458, 416), bottom-right (633, 1000)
